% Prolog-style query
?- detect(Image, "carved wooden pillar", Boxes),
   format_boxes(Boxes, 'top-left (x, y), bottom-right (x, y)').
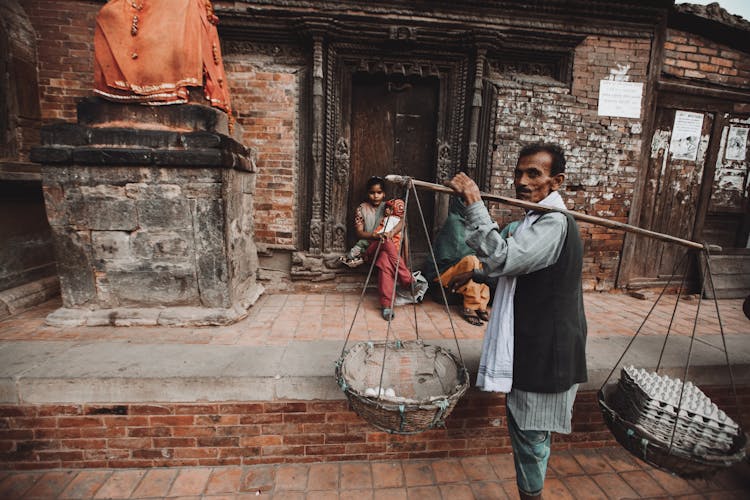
top-left (433, 141), bottom-right (450, 183)
top-left (467, 45), bottom-right (487, 180)
top-left (309, 33), bottom-right (326, 254)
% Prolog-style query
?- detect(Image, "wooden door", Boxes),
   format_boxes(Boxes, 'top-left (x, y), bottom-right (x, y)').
top-left (701, 114), bottom-right (750, 298)
top-left (348, 73), bottom-right (439, 257)
top-left (631, 107), bottom-right (714, 284)
top-left (703, 114), bottom-right (750, 248)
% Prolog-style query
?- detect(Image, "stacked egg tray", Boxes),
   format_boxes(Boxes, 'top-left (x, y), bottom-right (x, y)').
top-left (616, 366), bottom-right (740, 456)
top-left (599, 365), bottom-right (747, 478)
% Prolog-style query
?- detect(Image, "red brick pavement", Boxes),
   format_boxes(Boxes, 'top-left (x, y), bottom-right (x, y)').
top-left (1, 292), bottom-right (748, 498)
top-left (1, 446), bottom-right (748, 499)
top-left (0, 291), bottom-right (746, 346)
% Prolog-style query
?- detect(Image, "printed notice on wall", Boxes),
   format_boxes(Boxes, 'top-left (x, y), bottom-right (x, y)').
top-left (670, 111), bottom-right (704, 161)
top-left (597, 80), bottom-right (643, 118)
top-left (725, 126), bottom-right (748, 161)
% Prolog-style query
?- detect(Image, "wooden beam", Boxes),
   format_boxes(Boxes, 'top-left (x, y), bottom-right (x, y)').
top-left (386, 175), bottom-right (720, 252)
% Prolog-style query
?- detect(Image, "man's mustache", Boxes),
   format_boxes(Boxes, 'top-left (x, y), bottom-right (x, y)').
top-left (516, 188), bottom-right (531, 195)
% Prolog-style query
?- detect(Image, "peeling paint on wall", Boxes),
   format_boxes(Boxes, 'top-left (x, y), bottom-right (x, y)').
top-left (608, 63), bottom-right (631, 82)
top-left (711, 116), bottom-right (750, 212)
top-left (696, 133), bottom-right (710, 165)
top-left (651, 130), bottom-right (670, 159)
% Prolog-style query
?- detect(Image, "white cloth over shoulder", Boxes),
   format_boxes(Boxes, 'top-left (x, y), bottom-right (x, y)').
top-left (475, 191), bottom-right (567, 393)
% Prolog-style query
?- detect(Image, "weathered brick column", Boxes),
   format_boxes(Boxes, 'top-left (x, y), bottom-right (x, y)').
top-left (30, 98), bottom-right (263, 326)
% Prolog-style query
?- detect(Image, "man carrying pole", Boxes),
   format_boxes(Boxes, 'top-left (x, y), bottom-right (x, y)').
top-left (446, 142), bottom-right (587, 500)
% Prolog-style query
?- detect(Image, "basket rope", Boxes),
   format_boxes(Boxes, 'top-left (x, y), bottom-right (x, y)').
top-left (600, 251), bottom-right (688, 390)
top-left (339, 237), bottom-right (383, 358)
top-left (340, 178), bottom-right (466, 388)
top-left (337, 177), bottom-right (469, 433)
top-left (409, 180), bottom-right (464, 365)
top-left (598, 244), bottom-right (745, 476)
top-left (702, 243), bottom-right (738, 404)
top-left (666, 249), bottom-right (707, 451)
top-left (655, 252), bottom-right (691, 373)
top-left (377, 186), bottom-right (412, 396)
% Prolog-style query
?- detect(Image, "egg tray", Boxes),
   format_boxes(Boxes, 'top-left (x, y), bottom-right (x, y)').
top-left (598, 368), bottom-right (747, 479)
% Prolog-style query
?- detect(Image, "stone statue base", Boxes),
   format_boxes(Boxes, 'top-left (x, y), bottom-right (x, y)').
top-left (31, 98), bottom-right (262, 327)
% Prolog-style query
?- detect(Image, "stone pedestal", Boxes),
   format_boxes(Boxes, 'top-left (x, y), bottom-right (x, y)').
top-left (30, 98), bottom-right (263, 326)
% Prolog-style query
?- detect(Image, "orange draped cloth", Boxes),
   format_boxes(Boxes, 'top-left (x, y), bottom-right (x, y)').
top-left (94, 0), bottom-right (231, 113)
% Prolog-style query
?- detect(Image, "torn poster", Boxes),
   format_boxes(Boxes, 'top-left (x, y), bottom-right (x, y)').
top-left (670, 110), bottom-right (704, 161)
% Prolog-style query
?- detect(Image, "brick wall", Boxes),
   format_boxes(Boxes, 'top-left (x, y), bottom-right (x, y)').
top-left (224, 46), bottom-right (304, 249)
top-left (487, 36), bottom-right (651, 290)
top-left (23, 0), bottom-right (303, 251)
top-left (24, 0), bottom-right (98, 122)
top-left (663, 29), bottom-right (750, 89)
top-left (24, 3), bottom-right (740, 289)
top-left (1, 386), bottom-right (747, 470)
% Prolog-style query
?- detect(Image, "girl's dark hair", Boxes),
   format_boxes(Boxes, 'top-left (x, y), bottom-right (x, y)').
top-left (518, 143), bottom-right (566, 175)
top-left (366, 175), bottom-right (386, 190)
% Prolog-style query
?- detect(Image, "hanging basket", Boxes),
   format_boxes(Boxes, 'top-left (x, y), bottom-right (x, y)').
top-left (598, 367), bottom-right (747, 479)
top-left (335, 340), bottom-right (470, 434)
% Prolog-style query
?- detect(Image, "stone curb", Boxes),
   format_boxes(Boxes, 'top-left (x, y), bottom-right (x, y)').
top-left (0, 335), bottom-right (747, 404)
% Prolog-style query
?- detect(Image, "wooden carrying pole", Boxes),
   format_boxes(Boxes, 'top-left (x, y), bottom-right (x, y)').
top-left (385, 175), bottom-right (719, 252)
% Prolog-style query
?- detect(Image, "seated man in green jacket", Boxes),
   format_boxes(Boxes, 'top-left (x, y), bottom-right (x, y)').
top-left (422, 198), bottom-right (491, 326)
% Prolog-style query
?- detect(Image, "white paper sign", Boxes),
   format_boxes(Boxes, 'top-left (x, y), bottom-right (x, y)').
top-left (726, 126), bottom-right (748, 161)
top-left (670, 111), bottom-right (704, 161)
top-left (597, 80), bottom-right (643, 118)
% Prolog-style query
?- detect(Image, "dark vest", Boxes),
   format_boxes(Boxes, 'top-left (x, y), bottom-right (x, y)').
top-left (513, 213), bottom-right (587, 393)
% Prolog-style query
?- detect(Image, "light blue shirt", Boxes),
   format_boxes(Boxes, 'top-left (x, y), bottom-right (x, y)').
top-left (462, 201), bottom-right (567, 277)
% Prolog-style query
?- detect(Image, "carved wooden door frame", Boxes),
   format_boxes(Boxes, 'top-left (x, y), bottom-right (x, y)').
top-left (306, 40), bottom-right (470, 255)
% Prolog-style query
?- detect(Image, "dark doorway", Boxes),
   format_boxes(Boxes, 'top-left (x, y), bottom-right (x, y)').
top-left (348, 73), bottom-right (439, 260)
